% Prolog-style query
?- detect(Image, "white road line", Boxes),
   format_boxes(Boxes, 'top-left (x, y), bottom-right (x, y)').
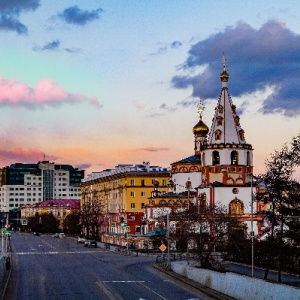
top-left (102, 280), bottom-right (167, 299)
top-left (95, 281), bottom-right (122, 300)
top-left (15, 250), bottom-right (102, 255)
top-left (102, 281), bottom-right (145, 283)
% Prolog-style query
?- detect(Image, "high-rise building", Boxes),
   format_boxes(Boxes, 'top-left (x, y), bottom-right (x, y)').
top-left (0, 161), bottom-right (84, 212)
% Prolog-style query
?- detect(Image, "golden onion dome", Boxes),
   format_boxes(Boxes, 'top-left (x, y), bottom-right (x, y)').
top-left (220, 70), bottom-right (229, 82)
top-left (193, 119), bottom-right (209, 135)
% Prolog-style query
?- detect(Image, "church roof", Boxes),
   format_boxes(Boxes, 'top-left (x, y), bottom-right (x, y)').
top-left (172, 155), bottom-right (201, 164)
top-left (207, 55), bottom-right (248, 146)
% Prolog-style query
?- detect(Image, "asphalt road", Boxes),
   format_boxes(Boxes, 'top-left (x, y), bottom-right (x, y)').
top-left (5, 232), bottom-right (220, 300)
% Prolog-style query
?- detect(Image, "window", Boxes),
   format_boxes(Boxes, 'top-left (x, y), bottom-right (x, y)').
top-left (130, 179), bottom-right (135, 185)
top-left (130, 192), bottom-right (135, 197)
top-left (141, 179), bottom-right (145, 186)
top-left (162, 180), bottom-right (167, 186)
top-left (141, 191), bottom-right (146, 197)
top-left (215, 130), bottom-right (222, 140)
top-left (231, 151), bottom-right (238, 165)
top-left (229, 199), bottom-right (244, 215)
top-left (141, 203), bottom-right (145, 209)
top-left (247, 151), bottom-right (251, 166)
top-left (130, 203), bottom-right (135, 209)
top-left (212, 151), bottom-right (220, 165)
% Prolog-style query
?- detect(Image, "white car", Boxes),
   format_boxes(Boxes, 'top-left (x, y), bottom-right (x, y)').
top-left (77, 237), bottom-right (85, 243)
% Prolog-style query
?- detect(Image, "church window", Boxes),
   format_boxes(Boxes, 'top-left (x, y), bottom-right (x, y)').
top-left (229, 198), bottom-right (244, 215)
top-left (198, 193), bottom-right (206, 213)
top-left (217, 116), bottom-right (223, 126)
top-left (231, 151), bottom-right (238, 165)
top-left (212, 151), bottom-right (220, 165)
top-left (247, 151), bottom-right (251, 166)
top-left (231, 105), bottom-right (236, 114)
top-left (234, 116), bottom-right (240, 126)
top-left (238, 129), bottom-right (245, 141)
top-left (190, 166), bottom-right (199, 172)
top-left (215, 130), bottom-right (222, 140)
top-left (179, 166), bottom-right (188, 172)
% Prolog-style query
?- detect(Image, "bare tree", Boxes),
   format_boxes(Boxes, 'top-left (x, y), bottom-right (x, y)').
top-left (80, 187), bottom-right (106, 240)
top-left (258, 134), bottom-right (300, 282)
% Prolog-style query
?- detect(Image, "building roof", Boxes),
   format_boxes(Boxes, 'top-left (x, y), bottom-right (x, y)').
top-left (23, 199), bottom-right (80, 209)
top-left (172, 155), bottom-right (201, 165)
top-left (207, 54), bottom-right (249, 146)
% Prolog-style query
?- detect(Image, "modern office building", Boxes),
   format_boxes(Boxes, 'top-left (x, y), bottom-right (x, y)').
top-left (0, 161), bottom-right (84, 212)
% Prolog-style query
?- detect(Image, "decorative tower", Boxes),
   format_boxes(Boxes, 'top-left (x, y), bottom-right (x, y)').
top-left (193, 98), bottom-right (209, 156)
top-left (201, 54), bottom-right (253, 187)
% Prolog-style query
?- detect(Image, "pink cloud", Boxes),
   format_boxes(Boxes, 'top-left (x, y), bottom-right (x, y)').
top-left (138, 147), bottom-right (169, 152)
top-left (0, 148), bottom-right (58, 163)
top-left (0, 74), bottom-right (102, 108)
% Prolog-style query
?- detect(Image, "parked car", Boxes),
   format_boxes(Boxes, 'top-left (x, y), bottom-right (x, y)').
top-left (77, 236), bottom-right (85, 243)
top-left (84, 240), bottom-right (97, 248)
top-left (33, 232), bottom-right (40, 236)
top-left (52, 233), bottom-right (65, 238)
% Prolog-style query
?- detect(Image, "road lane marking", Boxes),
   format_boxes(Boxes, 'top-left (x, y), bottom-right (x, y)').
top-left (101, 280), bottom-right (167, 299)
top-left (102, 281), bottom-right (145, 283)
top-left (96, 281), bottom-right (123, 300)
top-left (15, 250), bottom-right (103, 255)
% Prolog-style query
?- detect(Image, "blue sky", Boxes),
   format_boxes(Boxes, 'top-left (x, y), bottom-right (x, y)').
top-left (0, 0), bottom-right (299, 178)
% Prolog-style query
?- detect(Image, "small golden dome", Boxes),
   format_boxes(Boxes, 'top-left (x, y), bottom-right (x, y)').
top-left (220, 70), bottom-right (229, 82)
top-left (193, 119), bottom-right (209, 135)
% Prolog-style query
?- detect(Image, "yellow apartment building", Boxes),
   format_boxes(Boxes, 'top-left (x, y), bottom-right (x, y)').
top-left (81, 163), bottom-right (170, 235)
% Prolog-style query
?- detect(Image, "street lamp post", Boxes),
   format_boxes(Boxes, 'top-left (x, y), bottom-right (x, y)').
top-left (247, 173), bottom-right (255, 278)
top-left (250, 174), bottom-right (254, 278)
top-left (186, 178), bottom-right (192, 264)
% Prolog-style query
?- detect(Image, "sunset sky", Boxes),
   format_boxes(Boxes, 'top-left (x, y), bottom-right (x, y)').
top-left (0, 0), bottom-right (299, 179)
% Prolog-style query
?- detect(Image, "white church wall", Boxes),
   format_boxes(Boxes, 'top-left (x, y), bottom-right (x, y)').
top-left (172, 172), bottom-right (201, 192)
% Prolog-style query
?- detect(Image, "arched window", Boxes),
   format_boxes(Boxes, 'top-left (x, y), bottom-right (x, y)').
top-left (202, 153), bottom-right (206, 166)
top-left (217, 116), bottom-right (223, 126)
top-left (238, 129), bottom-right (245, 141)
top-left (215, 130), bottom-right (222, 140)
top-left (247, 151), bottom-right (251, 166)
top-left (229, 198), bottom-right (244, 215)
top-left (231, 151), bottom-right (238, 165)
top-left (212, 151), bottom-right (220, 165)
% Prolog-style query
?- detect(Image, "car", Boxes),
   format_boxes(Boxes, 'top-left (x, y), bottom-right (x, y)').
top-left (52, 233), bottom-right (65, 238)
top-left (33, 232), bottom-right (40, 236)
top-left (84, 240), bottom-right (97, 248)
top-left (77, 237), bottom-right (85, 243)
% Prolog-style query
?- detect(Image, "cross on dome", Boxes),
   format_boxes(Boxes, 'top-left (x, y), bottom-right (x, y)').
top-left (222, 53), bottom-right (227, 72)
top-left (196, 98), bottom-right (205, 120)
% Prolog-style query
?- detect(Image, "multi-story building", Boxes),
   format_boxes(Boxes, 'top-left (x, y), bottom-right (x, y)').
top-left (81, 162), bottom-right (171, 234)
top-left (0, 161), bottom-right (84, 212)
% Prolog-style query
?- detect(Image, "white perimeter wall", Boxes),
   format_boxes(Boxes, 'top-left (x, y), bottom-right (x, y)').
top-left (171, 262), bottom-right (300, 300)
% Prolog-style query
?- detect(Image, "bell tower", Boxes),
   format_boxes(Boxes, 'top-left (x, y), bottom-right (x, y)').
top-left (201, 55), bottom-right (253, 187)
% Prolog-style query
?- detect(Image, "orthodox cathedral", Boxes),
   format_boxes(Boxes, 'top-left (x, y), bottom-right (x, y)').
top-left (145, 55), bottom-right (264, 236)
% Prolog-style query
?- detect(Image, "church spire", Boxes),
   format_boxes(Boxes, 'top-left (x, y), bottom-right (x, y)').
top-left (207, 54), bottom-right (246, 145)
top-left (220, 53), bottom-right (229, 87)
top-left (202, 54), bottom-right (254, 187)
